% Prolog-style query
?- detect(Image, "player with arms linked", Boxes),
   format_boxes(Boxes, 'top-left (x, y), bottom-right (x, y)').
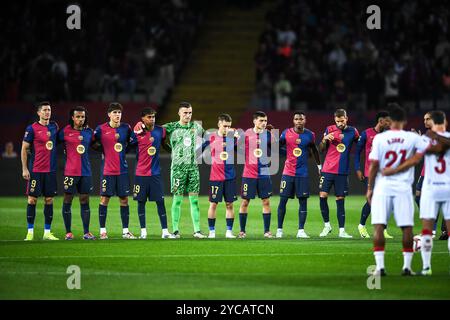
top-left (58, 106), bottom-right (96, 240)
top-left (22, 101), bottom-right (59, 241)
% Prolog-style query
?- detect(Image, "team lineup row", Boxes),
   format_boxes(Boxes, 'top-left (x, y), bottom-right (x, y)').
top-left (21, 102), bottom-right (449, 254)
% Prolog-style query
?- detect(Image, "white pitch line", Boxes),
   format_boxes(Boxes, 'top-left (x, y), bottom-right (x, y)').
top-left (0, 252), bottom-right (448, 259)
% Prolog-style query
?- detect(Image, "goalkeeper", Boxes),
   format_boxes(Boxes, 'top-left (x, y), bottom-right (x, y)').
top-left (135, 102), bottom-right (206, 238)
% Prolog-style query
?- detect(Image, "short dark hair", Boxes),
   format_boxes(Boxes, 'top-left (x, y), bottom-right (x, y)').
top-left (334, 108), bottom-right (347, 117)
top-left (36, 101), bottom-right (51, 112)
top-left (430, 110), bottom-right (446, 125)
top-left (375, 110), bottom-right (390, 123)
top-left (69, 106), bottom-right (88, 128)
top-left (253, 111), bottom-right (267, 120)
top-left (294, 111), bottom-right (305, 117)
top-left (179, 102), bottom-right (192, 110)
top-left (388, 103), bottom-right (407, 122)
top-left (141, 107), bottom-right (157, 117)
top-left (107, 102), bottom-right (123, 113)
top-left (218, 113), bottom-right (232, 122)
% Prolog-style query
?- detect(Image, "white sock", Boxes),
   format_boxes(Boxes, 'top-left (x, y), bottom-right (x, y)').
top-left (358, 224), bottom-right (364, 228)
top-left (277, 228), bottom-right (282, 232)
top-left (402, 251), bottom-right (414, 270)
top-left (325, 222), bottom-right (331, 228)
top-left (299, 229), bottom-right (304, 232)
top-left (44, 229), bottom-right (50, 234)
top-left (28, 228), bottom-right (34, 233)
top-left (339, 228), bottom-right (345, 233)
top-left (421, 234), bottom-right (433, 269)
top-left (141, 228), bottom-right (147, 236)
top-left (122, 228), bottom-right (129, 234)
top-left (162, 228), bottom-right (169, 234)
top-left (374, 251), bottom-right (385, 270)
top-left (100, 228), bottom-right (106, 234)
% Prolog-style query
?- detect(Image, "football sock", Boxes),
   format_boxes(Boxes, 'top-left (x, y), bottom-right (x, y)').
top-left (80, 203), bottom-right (90, 234)
top-left (156, 200), bottom-right (168, 229)
top-left (421, 229), bottom-right (433, 269)
top-left (415, 195), bottom-right (420, 208)
top-left (171, 195), bottom-right (183, 232)
top-left (26, 204), bottom-right (36, 231)
top-left (44, 204), bottom-right (53, 231)
top-left (99, 204), bottom-right (108, 228)
top-left (189, 195), bottom-right (201, 233)
top-left (374, 247), bottom-right (385, 270)
top-left (433, 212), bottom-right (439, 231)
top-left (62, 202), bottom-right (72, 233)
top-left (441, 218), bottom-right (447, 232)
top-left (336, 199), bottom-right (345, 228)
top-left (208, 218), bottom-right (216, 231)
top-left (239, 213), bottom-right (247, 232)
top-left (120, 205), bottom-right (130, 229)
top-left (226, 218), bottom-right (234, 231)
top-left (402, 249), bottom-right (414, 270)
top-left (298, 197), bottom-right (307, 229)
top-left (359, 201), bottom-right (371, 226)
top-left (138, 201), bottom-right (146, 228)
top-left (277, 197), bottom-right (288, 229)
top-left (263, 213), bottom-right (271, 233)
top-left (319, 197), bottom-right (329, 223)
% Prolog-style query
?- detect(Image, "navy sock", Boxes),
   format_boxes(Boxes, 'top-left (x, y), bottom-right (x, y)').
top-left (415, 195), bottom-right (420, 208)
top-left (80, 203), bottom-right (90, 234)
top-left (138, 201), bottom-right (146, 228)
top-left (120, 205), bottom-right (129, 229)
top-left (226, 218), bottom-right (234, 231)
top-left (208, 218), bottom-right (216, 231)
top-left (277, 197), bottom-right (288, 229)
top-left (299, 198), bottom-right (307, 229)
top-left (44, 204), bottom-right (53, 230)
top-left (239, 213), bottom-right (247, 232)
top-left (319, 197), bottom-right (329, 223)
top-left (433, 212), bottom-right (439, 231)
top-left (263, 213), bottom-right (271, 233)
top-left (359, 201), bottom-right (371, 225)
top-left (156, 200), bottom-right (168, 229)
top-left (26, 204), bottom-right (36, 228)
top-left (336, 199), bottom-right (345, 228)
top-left (62, 203), bottom-right (72, 233)
top-left (99, 204), bottom-right (107, 228)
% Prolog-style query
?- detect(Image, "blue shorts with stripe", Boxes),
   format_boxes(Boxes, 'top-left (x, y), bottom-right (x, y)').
top-left (241, 177), bottom-right (272, 200)
top-left (319, 173), bottom-right (349, 197)
top-left (133, 175), bottom-right (164, 202)
top-left (209, 179), bottom-right (237, 203)
top-left (100, 174), bottom-right (130, 197)
top-left (279, 175), bottom-right (310, 198)
top-left (63, 176), bottom-right (93, 195)
top-left (27, 172), bottom-right (57, 198)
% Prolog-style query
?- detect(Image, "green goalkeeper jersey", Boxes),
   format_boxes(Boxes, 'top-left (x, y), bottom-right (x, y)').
top-left (163, 121), bottom-right (204, 168)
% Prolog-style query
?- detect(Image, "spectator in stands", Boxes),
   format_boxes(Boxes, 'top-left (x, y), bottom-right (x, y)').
top-left (274, 73), bottom-right (292, 111)
top-left (254, 72), bottom-right (273, 111)
top-left (384, 67), bottom-right (399, 104)
top-left (2, 142), bottom-right (18, 159)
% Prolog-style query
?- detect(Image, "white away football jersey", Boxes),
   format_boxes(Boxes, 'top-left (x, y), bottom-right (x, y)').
top-left (422, 131), bottom-right (450, 198)
top-left (369, 130), bottom-right (430, 195)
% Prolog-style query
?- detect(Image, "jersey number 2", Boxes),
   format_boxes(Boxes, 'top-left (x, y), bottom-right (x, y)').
top-left (385, 149), bottom-right (407, 167)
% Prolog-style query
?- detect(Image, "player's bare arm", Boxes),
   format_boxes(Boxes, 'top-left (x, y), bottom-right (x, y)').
top-left (309, 143), bottom-right (321, 175)
top-left (319, 133), bottom-right (333, 152)
top-left (21, 141), bottom-right (31, 180)
top-left (366, 160), bottom-right (379, 205)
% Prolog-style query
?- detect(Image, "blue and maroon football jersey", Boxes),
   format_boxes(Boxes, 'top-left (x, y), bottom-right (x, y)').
top-left (23, 121), bottom-right (59, 173)
top-left (280, 128), bottom-right (316, 177)
top-left (94, 122), bottom-right (136, 175)
top-left (202, 131), bottom-right (236, 182)
top-left (134, 125), bottom-right (165, 176)
top-left (58, 125), bottom-right (94, 177)
top-left (322, 124), bottom-right (359, 175)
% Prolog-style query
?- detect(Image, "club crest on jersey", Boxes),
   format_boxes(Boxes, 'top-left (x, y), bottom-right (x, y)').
top-left (183, 137), bottom-right (192, 146)
top-left (336, 143), bottom-right (346, 153)
top-left (115, 133), bottom-right (120, 140)
top-left (293, 147), bottom-right (302, 157)
top-left (149, 137), bottom-right (154, 142)
top-left (76, 145), bottom-right (85, 154)
top-left (45, 141), bottom-right (54, 150)
top-left (256, 139), bottom-right (261, 144)
top-left (219, 151), bottom-right (229, 161)
top-left (46, 131), bottom-right (51, 137)
top-left (254, 148), bottom-right (263, 158)
top-left (296, 138), bottom-right (301, 144)
top-left (339, 134), bottom-right (344, 140)
top-left (147, 146), bottom-right (156, 156)
top-left (114, 143), bottom-right (123, 152)
top-left (78, 135), bottom-right (83, 141)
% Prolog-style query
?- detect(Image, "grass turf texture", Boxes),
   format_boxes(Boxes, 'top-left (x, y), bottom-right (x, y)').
top-left (0, 195), bottom-right (449, 300)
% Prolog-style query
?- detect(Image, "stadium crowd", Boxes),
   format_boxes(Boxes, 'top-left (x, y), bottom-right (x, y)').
top-left (0, 0), bottom-right (204, 102)
top-left (254, 0), bottom-right (450, 111)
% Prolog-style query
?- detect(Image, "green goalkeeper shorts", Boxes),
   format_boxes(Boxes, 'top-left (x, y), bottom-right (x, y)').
top-left (170, 165), bottom-right (200, 195)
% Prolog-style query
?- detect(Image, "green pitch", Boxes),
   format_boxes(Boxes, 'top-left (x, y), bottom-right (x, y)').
top-left (0, 196), bottom-right (448, 300)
